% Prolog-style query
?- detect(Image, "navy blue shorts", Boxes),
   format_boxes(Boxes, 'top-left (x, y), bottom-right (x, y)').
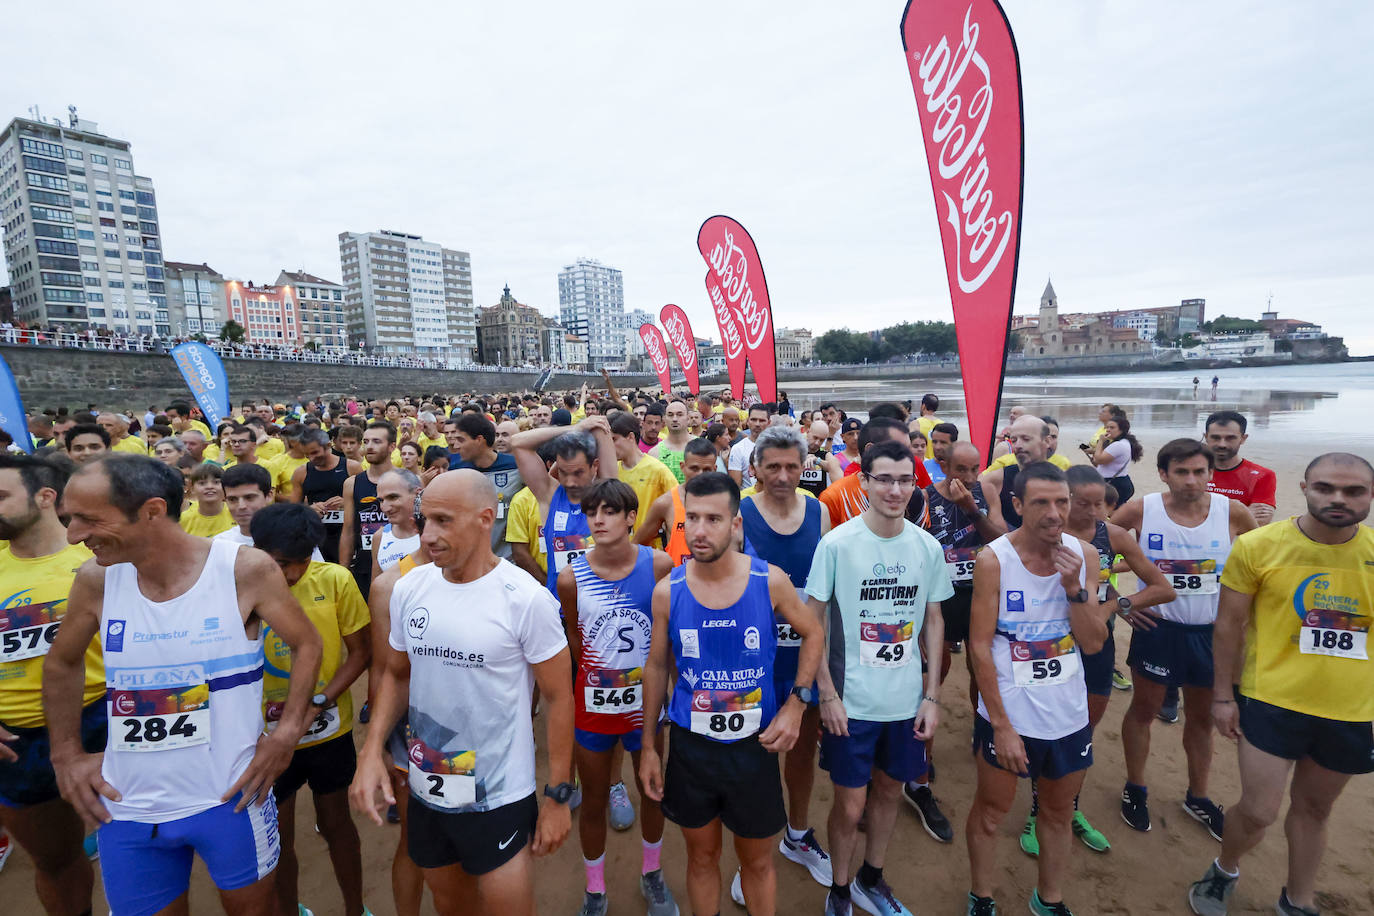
top-left (972, 714), bottom-right (1093, 781)
top-left (1240, 694), bottom-right (1374, 776)
top-left (1081, 630), bottom-right (1117, 698)
top-left (1127, 619), bottom-right (1214, 688)
top-left (820, 717), bottom-right (927, 788)
top-left (0, 700), bottom-right (107, 808)
top-left (99, 793), bottom-right (280, 916)
top-left (575, 721), bottom-right (661, 754)
top-left (273, 732), bottom-right (356, 800)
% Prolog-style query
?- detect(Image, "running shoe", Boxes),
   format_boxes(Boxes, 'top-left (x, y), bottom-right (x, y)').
top-left (950, 641), bottom-right (963, 654)
top-left (358, 701), bottom-right (370, 724)
top-left (966, 893), bottom-right (996, 916)
top-left (298, 907), bottom-right (315, 916)
top-left (577, 890), bottom-right (609, 916)
top-left (608, 781), bottom-right (635, 831)
top-left (1111, 669), bottom-right (1132, 691)
top-left (0, 830), bottom-right (11, 874)
top-left (851, 876), bottom-right (910, 916)
top-left (730, 868), bottom-right (745, 907)
top-left (1028, 889), bottom-right (1074, 916)
top-left (779, 827), bottom-right (833, 885)
top-left (639, 869), bottom-right (679, 916)
top-left (1018, 814), bottom-right (1039, 857)
top-left (1183, 794), bottom-right (1225, 842)
top-left (825, 889), bottom-right (853, 916)
top-left (1158, 691), bottom-right (1180, 724)
top-left (1187, 860), bottom-right (1238, 916)
top-left (1072, 810), bottom-right (1109, 852)
top-left (1121, 783), bottom-right (1151, 832)
top-left (902, 783), bottom-right (953, 843)
top-left (386, 803), bottom-right (400, 824)
top-left (83, 831), bottom-right (100, 860)
top-left (1275, 887), bottom-right (1319, 916)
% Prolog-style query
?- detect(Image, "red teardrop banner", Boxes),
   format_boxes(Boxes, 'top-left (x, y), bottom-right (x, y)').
top-left (659, 303), bottom-right (701, 395)
top-left (638, 323), bottom-right (674, 394)
top-left (698, 215), bottom-right (777, 403)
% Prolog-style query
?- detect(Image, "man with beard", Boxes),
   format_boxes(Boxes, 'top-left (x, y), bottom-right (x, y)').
top-left (1188, 453), bottom-right (1374, 916)
top-left (292, 428), bottom-right (362, 565)
top-left (447, 414), bottom-right (522, 558)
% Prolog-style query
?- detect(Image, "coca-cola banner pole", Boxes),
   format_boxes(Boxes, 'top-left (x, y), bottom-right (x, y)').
top-left (697, 216), bottom-right (778, 403)
top-left (638, 323), bottom-right (675, 394)
top-left (900, 0), bottom-right (1024, 466)
top-left (660, 303), bottom-right (701, 395)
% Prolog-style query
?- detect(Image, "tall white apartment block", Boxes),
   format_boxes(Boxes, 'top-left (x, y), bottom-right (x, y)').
top-left (338, 229), bottom-right (475, 360)
top-left (0, 110), bottom-right (168, 334)
top-left (558, 257), bottom-right (625, 364)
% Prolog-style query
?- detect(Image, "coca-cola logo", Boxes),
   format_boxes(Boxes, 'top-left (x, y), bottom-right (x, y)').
top-left (662, 311), bottom-right (697, 371)
top-left (706, 229), bottom-right (771, 350)
top-left (912, 4), bottom-right (1014, 294)
top-left (707, 280), bottom-right (744, 361)
top-left (640, 327), bottom-right (670, 375)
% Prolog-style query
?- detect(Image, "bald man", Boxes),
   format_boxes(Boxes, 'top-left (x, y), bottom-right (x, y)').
top-left (350, 470), bottom-right (575, 916)
top-left (991, 406), bottom-right (1029, 459)
top-left (979, 415), bottom-right (1050, 530)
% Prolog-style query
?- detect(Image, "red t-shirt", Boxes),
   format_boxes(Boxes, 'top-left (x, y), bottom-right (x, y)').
top-left (1208, 459), bottom-right (1277, 508)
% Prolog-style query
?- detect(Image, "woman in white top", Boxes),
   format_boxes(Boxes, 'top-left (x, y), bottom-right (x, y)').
top-left (1088, 413), bottom-right (1143, 501)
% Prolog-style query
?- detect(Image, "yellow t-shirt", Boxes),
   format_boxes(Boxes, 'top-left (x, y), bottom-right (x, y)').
top-left (739, 486), bottom-right (817, 500)
top-left (274, 454), bottom-right (310, 497)
top-left (111, 435), bottom-right (148, 455)
top-left (185, 419), bottom-right (213, 440)
top-left (618, 455), bottom-right (679, 536)
top-left (203, 443), bottom-right (222, 463)
top-left (258, 438), bottom-right (285, 461)
top-left (180, 502), bottom-right (235, 538)
top-left (1225, 520), bottom-right (1374, 722)
top-left (417, 435), bottom-right (446, 455)
top-left (264, 562), bottom-right (370, 749)
top-left (989, 452), bottom-right (1072, 472)
top-left (917, 415), bottom-right (939, 459)
top-left (390, 448), bottom-right (405, 468)
top-left (1088, 425), bottom-right (1108, 448)
top-left (0, 543), bottom-right (103, 727)
top-left (505, 487), bottom-right (547, 574)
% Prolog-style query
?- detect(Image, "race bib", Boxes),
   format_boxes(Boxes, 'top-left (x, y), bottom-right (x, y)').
top-left (800, 466), bottom-right (824, 485)
top-left (360, 523), bottom-right (383, 551)
top-left (584, 667), bottom-right (642, 714)
top-left (552, 534), bottom-right (591, 573)
top-left (944, 546), bottom-right (981, 585)
top-left (0, 620), bottom-right (61, 662)
top-left (1010, 635), bottom-right (1081, 687)
top-left (775, 621), bottom-right (803, 647)
top-left (110, 684), bottom-right (211, 752)
top-left (265, 702), bottom-right (342, 745)
top-left (320, 509), bottom-right (343, 524)
top-left (1299, 611), bottom-right (1369, 660)
top-left (689, 688), bottom-right (762, 739)
top-left (1155, 559), bottom-right (1220, 595)
top-left (859, 620), bottom-right (914, 668)
top-left (407, 737), bottom-right (476, 809)
top-left (496, 500), bottom-right (507, 519)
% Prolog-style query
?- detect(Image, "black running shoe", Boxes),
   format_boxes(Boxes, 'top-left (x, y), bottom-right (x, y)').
top-left (1183, 794), bottom-right (1224, 842)
top-left (902, 782), bottom-right (954, 843)
top-left (1121, 783), bottom-right (1150, 832)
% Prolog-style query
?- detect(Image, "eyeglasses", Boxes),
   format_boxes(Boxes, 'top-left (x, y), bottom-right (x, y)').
top-left (863, 473), bottom-right (917, 490)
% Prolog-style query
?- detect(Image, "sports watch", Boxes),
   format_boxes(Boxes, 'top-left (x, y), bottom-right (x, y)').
top-left (790, 685), bottom-right (813, 705)
top-left (544, 782), bottom-right (577, 805)
top-left (1066, 587), bottom-right (1090, 604)
top-left (311, 693), bottom-right (329, 708)
top-left (1116, 595), bottom-right (1133, 617)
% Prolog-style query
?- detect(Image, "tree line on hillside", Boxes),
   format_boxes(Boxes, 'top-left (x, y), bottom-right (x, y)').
top-left (812, 321), bottom-right (1024, 364)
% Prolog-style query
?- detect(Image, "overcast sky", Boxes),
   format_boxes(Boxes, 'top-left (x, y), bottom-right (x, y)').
top-left (6, 1), bottom-right (1372, 352)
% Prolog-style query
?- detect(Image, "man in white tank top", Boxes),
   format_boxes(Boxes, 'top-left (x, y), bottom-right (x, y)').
top-left (965, 462), bottom-right (1108, 916)
top-left (370, 468), bottom-right (423, 582)
top-left (1110, 439), bottom-right (1256, 840)
top-left (43, 454), bottom-right (325, 916)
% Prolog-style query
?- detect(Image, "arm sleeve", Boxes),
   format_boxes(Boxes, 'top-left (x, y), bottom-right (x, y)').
top-left (519, 586), bottom-right (569, 666)
top-left (804, 536), bottom-right (837, 603)
top-left (1218, 534), bottom-right (1259, 595)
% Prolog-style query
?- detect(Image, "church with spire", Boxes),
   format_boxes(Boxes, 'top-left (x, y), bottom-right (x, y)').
top-left (1016, 279), bottom-right (1150, 358)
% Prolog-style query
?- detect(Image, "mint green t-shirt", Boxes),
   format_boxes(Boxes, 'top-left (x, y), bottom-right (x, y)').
top-left (805, 516), bottom-right (954, 722)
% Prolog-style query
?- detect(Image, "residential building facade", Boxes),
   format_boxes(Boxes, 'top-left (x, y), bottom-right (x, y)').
top-left (164, 261), bottom-right (227, 338)
top-left (558, 257), bottom-right (625, 364)
top-left (1019, 280), bottom-right (1150, 357)
top-left (476, 285), bottom-right (549, 366)
top-left (224, 280), bottom-right (300, 346)
top-left (277, 270), bottom-right (346, 349)
top-left (338, 229), bottom-right (475, 360)
top-left (0, 111), bottom-right (166, 334)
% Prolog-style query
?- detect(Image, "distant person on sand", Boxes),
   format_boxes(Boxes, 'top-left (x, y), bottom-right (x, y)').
top-left (1193, 377), bottom-right (1201, 396)
top-left (1211, 376), bottom-right (1220, 399)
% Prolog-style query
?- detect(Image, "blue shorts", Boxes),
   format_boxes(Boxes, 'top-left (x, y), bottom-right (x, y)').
top-left (1081, 630), bottom-right (1116, 698)
top-left (0, 700), bottom-right (107, 808)
top-left (820, 717), bottom-right (927, 788)
top-left (972, 714), bottom-right (1093, 781)
top-left (575, 718), bottom-right (664, 754)
top-left (1127, 619), bottom-right (1214, 689)
top-left (98, 793), bottom-right (281, 916)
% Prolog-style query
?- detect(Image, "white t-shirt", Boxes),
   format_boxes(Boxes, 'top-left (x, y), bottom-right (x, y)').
top-left (214, 526), bottom-right (325, 562)
top-left (1098, 440), bottom-right (1132, 479)
top-left (389, 560), bottom-right (565, 813)
top-left (729, 436), bottom-right (758, 488)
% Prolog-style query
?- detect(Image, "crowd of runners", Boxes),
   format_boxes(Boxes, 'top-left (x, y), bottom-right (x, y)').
top-left (0, 380), bottom-right (1369, 916)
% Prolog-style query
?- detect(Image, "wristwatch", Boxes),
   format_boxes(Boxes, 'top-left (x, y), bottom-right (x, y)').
top-left (1066, 587), bottom-right (1089, 604)
top-left (311, 693), bottom-right (329, 708)
top-left (790, 685), bottom-right (813, 705)
top-left (544, 782), bottom-right (577, 805)
top-left (1116, 596), bottom-right (1133, 616)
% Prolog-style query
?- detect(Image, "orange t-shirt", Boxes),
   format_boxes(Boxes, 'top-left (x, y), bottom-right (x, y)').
top-left (666, 486), bottom-right (691, 566)
top-left (820, 474), bottom-right (869, 527)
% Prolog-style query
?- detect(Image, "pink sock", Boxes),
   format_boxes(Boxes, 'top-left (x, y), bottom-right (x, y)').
top-left (585, 856), bottom-right (606, 894)
top-left (642, 838), bottom-right (663, 874)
